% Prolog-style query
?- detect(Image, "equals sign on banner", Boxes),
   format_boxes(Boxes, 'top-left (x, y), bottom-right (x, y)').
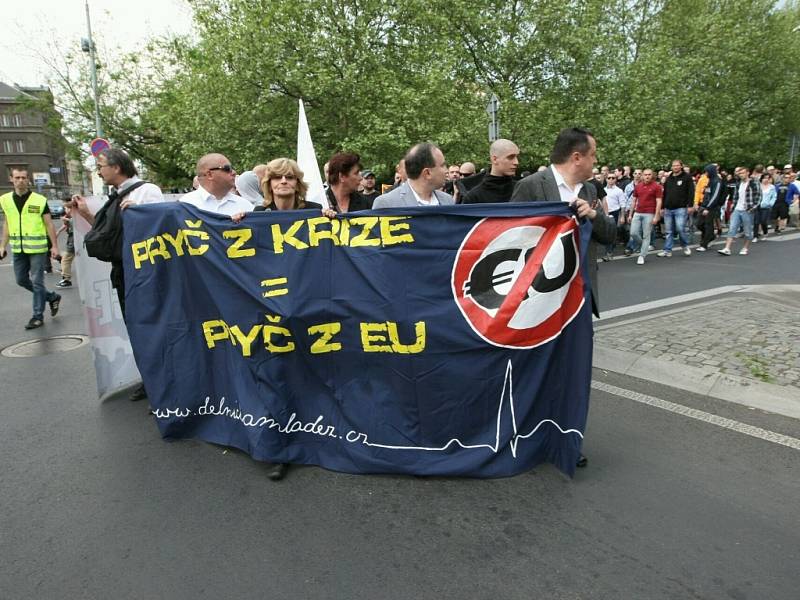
top-left (261, 277), bottom-right (289, 298)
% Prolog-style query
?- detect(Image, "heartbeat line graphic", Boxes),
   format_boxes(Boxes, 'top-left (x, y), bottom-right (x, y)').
top-left (361, 360), bottom-right (583, 457)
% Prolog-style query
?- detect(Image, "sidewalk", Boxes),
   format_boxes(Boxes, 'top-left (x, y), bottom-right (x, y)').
top-left (592, 284), bottom-right (800, 420)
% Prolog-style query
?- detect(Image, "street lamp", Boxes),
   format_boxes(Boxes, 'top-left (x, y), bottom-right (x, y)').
top-left (81, 1), bottom-right (103, 139)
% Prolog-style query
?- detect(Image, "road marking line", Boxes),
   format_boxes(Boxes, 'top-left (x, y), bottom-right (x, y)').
top-left (763, 232), bottom-right (800, 242)
top-left (596, 286), bottom-right (746, 320)
top-left (591, 380), bottom-right (800, 451)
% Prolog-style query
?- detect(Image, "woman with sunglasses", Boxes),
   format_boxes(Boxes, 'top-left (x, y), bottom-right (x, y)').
top-left (231, 158), bottom-right (321, 224)
top-left (230, 158), bottom-right (321, 481)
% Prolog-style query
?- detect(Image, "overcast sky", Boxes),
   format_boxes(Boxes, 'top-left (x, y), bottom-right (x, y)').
top-left (0, 0), bottom-right (194, 87)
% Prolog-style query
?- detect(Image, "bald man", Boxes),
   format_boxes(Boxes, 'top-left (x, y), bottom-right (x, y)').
top-left (459, 162), bottom-right (476, 177)
top-left (462, 139), bottom-right (520, 204)
top-left (181, 153), bottom-right (254, 216)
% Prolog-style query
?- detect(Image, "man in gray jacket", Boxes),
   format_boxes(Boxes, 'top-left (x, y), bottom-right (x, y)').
top-left (511, 127), bottom-right (615, 470)
top-left (511, 127), bottom-right (616, 318)
top-left (373, 143), bottom-right (454, 208)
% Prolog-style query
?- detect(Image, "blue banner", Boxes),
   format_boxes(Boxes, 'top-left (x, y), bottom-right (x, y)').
top-left (123, 202), bottom-right (594, 477)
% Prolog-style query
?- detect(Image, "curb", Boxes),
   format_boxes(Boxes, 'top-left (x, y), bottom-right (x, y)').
top-left (592, 284), bottom-right (800, 420)
top-left (592, 345), bottom-right (800, 420)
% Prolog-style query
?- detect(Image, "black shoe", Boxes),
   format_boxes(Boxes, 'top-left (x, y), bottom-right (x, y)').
top-left (56, 279), bottom-right (72, 288)
top-left (267, 463), bottom-right (288, 481)
top-left (24, 318), bottom-right (43, 330)
top-left (129, 384), bottom-right (148, 402)
top-left (49, 294), bottom-right (61, 316)
top-left (623, 248), bottom-right (632, 256)
top-left (576, 454), bottom-right (588, 468)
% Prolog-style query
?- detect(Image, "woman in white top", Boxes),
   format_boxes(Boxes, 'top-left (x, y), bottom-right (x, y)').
top-left (755, 173), bottom-right (776, 240)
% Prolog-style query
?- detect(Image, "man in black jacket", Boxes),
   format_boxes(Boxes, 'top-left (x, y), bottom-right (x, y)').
top-left (696, 164), bottom-right (723, 251)
top-left (462, 139), bottom-right (519, 204)
top-left (658, 159), bottom-right (695, 257)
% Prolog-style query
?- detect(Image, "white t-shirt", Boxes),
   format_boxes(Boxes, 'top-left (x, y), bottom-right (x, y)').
top-left (180, 185), bottom-right (254, 216)
top-left (736, 182), bottom-right (748, 211)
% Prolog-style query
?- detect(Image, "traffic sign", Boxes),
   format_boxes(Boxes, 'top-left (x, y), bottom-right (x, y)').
top-left (90, 138), bottom-right (110, 157)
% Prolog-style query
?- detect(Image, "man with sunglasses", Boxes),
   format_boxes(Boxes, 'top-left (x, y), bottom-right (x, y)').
top-left (452, 161), bottom-right (477, 202)
top-left (180, 153), bottom-right (253, 216)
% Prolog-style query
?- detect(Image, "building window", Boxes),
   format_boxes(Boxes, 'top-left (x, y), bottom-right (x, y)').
top-left (15, 140), bottom-right (25, 153)
top-left (0, 115), bottom-right (9, 127)
top-left (13, 114), bottom-right (22, 127)
top-left (2, 140), bottom-right (12, 153)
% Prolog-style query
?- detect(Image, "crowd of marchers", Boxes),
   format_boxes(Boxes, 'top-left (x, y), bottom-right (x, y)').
top-left (3, 127), bottom-right (798, 481)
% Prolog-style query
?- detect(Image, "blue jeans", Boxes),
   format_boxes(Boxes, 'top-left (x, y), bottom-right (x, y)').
top-left (727, 209), bottom-right (753, 241)
top-left (663, 207), bottom-right (690, 251)
top-left (12, 252), bottom-right (56, 320)
top-left (627, 212), bottom-right (654, 258)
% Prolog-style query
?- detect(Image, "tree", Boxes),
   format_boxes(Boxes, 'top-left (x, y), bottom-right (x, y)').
top-left (43, 0), bottom-right (800, 184)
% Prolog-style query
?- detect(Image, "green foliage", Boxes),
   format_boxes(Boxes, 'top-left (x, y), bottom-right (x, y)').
top-left (47, 0), bottom-right (800, 185)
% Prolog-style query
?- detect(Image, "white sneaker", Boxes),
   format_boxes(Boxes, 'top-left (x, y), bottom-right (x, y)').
top-left (739, 248), bottom-right (749, 255)
top-left (657, 250), bottom-right (672, 257)
top-left (718, 247), bottom-right (731, 256)
top-left (696, 246), bottom-right (706, 252)
top-left (752, 237), bottom-right (758, 243)
top-left (683, 247), bottom-right (692, 256)
top-left (648, 245), bottom-right (655, 251)
top-left (636, 256), bottom-right (645, 265)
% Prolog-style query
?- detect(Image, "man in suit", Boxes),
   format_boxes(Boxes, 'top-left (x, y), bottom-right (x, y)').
top-left (373, 143), bottom-right (455, 208)
top-left (511, 127), bottom-right (616, 470)
top-left (511, 127), bottom-right (615, 318)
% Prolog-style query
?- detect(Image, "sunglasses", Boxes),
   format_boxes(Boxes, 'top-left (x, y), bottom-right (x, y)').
top-left (208, 164), bottom-right (234, 174)
top-left (271, 174), bottom-right (297, 181)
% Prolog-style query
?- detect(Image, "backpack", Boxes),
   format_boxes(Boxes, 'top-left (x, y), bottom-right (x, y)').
top-left (84, 181), bottom-right (146, 262)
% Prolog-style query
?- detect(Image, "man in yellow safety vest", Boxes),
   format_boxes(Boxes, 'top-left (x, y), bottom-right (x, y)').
top-left (0, 168), bottom-right (61, 329)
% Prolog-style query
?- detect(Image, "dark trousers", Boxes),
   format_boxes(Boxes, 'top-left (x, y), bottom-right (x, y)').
top-left (755, 207), bottom-right (771, 236)
top-left (698, 208), bottom-right (718, 249)
top-left (606, 209), bottom-right (620, 254)
top-left (111, 261), bottom-right (126, 322)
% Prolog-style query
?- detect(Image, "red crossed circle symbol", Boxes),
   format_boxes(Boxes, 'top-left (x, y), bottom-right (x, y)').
top-left (451, 216), bottom-right (585, 348)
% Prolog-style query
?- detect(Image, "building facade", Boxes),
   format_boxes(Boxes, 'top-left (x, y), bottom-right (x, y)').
top-left (0, 82), bottom-right (79, 198)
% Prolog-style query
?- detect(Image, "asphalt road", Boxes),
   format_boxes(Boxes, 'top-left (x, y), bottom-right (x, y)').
top-left (1, 226), bottom-right (798, 599)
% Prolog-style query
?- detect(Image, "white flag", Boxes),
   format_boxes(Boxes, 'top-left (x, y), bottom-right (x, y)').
top-left (72, 199), bottom-right (141, 398)
top-left (297, 99), bottom-right (328, 209)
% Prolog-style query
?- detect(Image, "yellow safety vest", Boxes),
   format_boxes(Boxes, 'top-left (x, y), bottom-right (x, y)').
top-left (0, 191), bottom-right (49, 254)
